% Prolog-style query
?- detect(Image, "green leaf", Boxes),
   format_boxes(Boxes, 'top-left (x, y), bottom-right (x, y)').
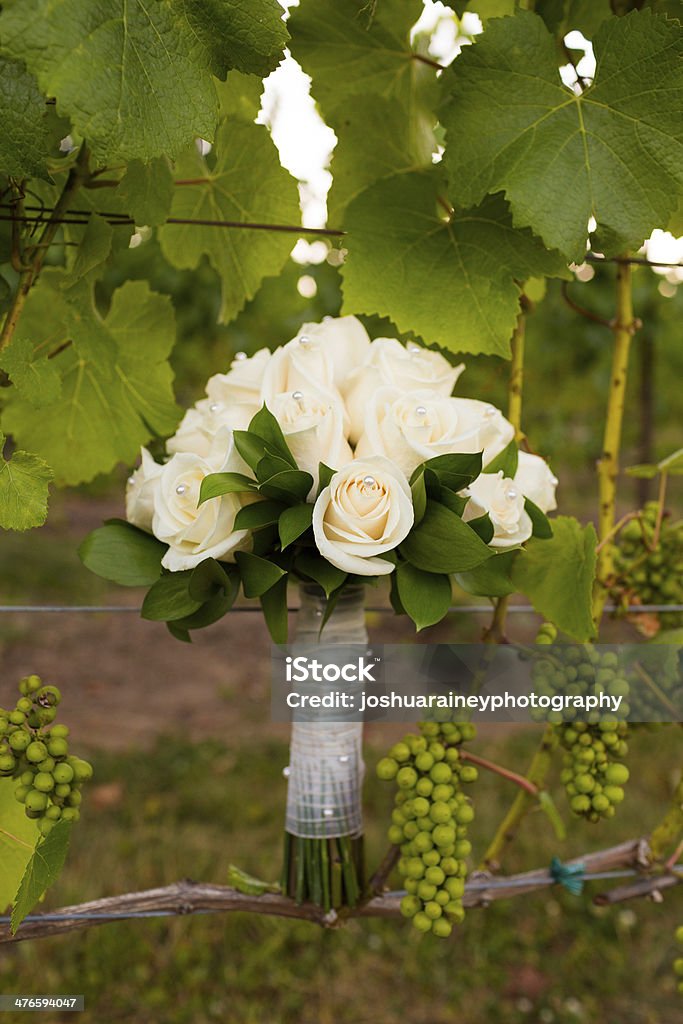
top-left (395, 562), bottom-right (452, 630)
top-left (141, 572), bottom-right (203, 622)
top-left (455, 550), bottom-right (518, 597)
top-left (256, 454), bottom-right (296, 482)
top-left (295, 551), bottom-right (347, 598)
top-left (0, 56), bottom-right (50, 179)
top-left (400, 501), bottom-right (494, 573)
top-left (441, 10), bottom-right (683, 260)
top-left (0, 779), bottom-right (39, 912)
top-left (0, 336), bottom-right (62, 407)
top-left (236, 551), bottom-right (287, 598)
top-left (62, 213), bottom-right (114, 287)
top-left (3, 277), bottom-right (180, 485)
top-left (248, 406), bottom-right (296, 467)
top-left (342, 173), bottom-right (568, 358)
top-left (0, 0), bottom-right (219, 162)
top-left (525, 497), bottom-right (554, 539)
top-left (485, 441), bottom-right (518, 477)
top-left (188, 558), bottom-right (234, 601)
top-left (198, 472), bottom-right (257, 505)
top-left (116, 158), bottom-right (174, 227)
top-left (11, 821), bottom-right (72, 934)
top-left (260, 575), bottom-right (289, 644)
top-left (0, 431), bottom-right (53, 531)
top-left (78, 520), bottom-right (166, 587)
top-left (536, 0), bottom-right (613, 40)
top-left (659, 448), bottom-right (683, 474)
top-left (468, 513), bottom-right (495, 544)
top-left (259, 470), bottom-right (314, 505)
top-left (411, 471), bottom-right (427, 525)
top-left (234, 500), bottom-right (286, 531)
top-left (171, 588), bottom-right (238, 633)
top-left (420, 452), bottom-right (484, 492)
top-left (624, 463), bottom-right (660, 479)
top-left (279, 504), bottom-right (314, 550)
top-left (511, 515), bottom-right (597, 641)
top-left (318, 463), bottom-right (335, 493)
top-left (159, 119), bottom-right (300, 323)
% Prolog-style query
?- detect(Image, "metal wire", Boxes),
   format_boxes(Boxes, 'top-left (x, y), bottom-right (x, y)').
top-left (1, 865), bottom-right (679, 924)
top-left (0, 604), bottom-right (681, 615)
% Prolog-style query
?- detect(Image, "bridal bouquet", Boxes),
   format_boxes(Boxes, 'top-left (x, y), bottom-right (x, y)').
top-left (81, 316), bottom-right (557, 640)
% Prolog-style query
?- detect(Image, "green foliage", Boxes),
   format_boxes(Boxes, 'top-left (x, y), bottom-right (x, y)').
top-left (78, 520), bottom-right (166, 587)
top-left (11, 820), bottom-right (71, 933)
top-left (158, 119), bottom-right (300, 324)
top-left (0, 431), bottom-right (52, 531)
top-left (341, 175), bottom-right (568, 357)
top-left (0, 779), bottom-right (39, 911)
top-left (512, 515), bottom-right (597, 641)
top-left (116, 159), bottom-right (175, 228)
top-left (440, 10), bottom-right (683, 260)
top-left (0, 57), bottom-right (50, 179)
top-left (0, 336), bottom-right (62, 406)
top-left (3, 277), bottom-right (180, 485)
top-left (400, 500), bottom-right (493, 574)
top-left (394, 562), bottom-right (453, 630)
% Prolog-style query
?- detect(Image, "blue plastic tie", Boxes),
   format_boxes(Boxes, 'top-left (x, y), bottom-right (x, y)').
top-left (549, 856), bottom-right (585, 896)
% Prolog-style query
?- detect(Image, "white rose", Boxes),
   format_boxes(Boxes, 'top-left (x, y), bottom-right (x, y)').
top-left (153, 446), bottom-right (255, 571)
top-left (513, 451), bottom-right (558, 513)
top-left (126, 448), bottom-right (162, 533)
top-left (344, 339), bottom-right (465, 444)
top-left (167, 398), bottom-right (256, 459)
top-left (269, 390), bottom-right (353, 495)
top-left (312, 456), bottom-right (414, 576)
top-left (463, 471), bottom-right (532, 549)
top-left (293, 315), bottom-right (371, 390)
top-left (468, 400), bottom-right (515, 466)
top-left (260, 333), bottom-right (339, 409)
top-left (355, 388), bottom-right (482, 478)
top-left (206, 348), bottom-right (271, 406)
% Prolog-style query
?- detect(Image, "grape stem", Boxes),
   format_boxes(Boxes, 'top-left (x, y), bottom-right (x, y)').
top-left (459, 750), bottom-right (539, 797)
top-left (367, 845), bottom-right (401, 896)
top-left (593, 257), bottom-right (638, 624)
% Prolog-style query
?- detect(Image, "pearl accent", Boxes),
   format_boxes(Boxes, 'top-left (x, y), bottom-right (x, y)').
top-left (292, 390), bottom-right (304, 402)
top-left (415, 405), bottom-right (427, 417)
top-left (407, 342), bottom-right (421, 353)
top-left (127, 476), bottom-right (135, 486)
top-left (175, 484), bottom-right (188, 496)
top-left (282, 766), bottom-right (291, 778)
top-left (233, 351), bottom-right (247, 361)
top-left (505, 486), bottom-right (518, 501)
top-left (483, 405), bottom-right (497, 419)
top-left (298, 334), bottom-right (311, 346)
top-left (209, 402), bottom-right (219, 413)
top-left (362, 475), bottom-right (376, 488)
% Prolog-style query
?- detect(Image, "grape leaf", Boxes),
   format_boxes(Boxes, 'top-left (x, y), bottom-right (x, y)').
top-left (0, 0), bottom-right (217, 163)
top-left (62, 213), bottom-right (114, 287)
top-left (174, 0), bottom-right (289, 78)
top-left (341, 171), bottom-right (568, 357)
top-left (0, 779), bottom-right (40, 911)
top-left (159, 119), bottom-right (300, 324)
top-left (0, 56), bottom-right (50, 180)
top-left (536, 0), bottom-right (612, 38)
top-left (0, 430), bottom-right (53, 530)
top-left (0, 336), bottom-right (62, 407)
top-left (441, 10), bottom-right (683, 260)
top-left (3, 278), bottom-right (180, 485)
top-left (116, 158), bottom-right (174, 228)
top-left (511, 515), bottom-right (597, 641)
top-left (11, 821), bottom-right (72, 933)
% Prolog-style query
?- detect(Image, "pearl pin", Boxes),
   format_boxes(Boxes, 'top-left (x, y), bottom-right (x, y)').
top-left (292, 390), bottom-right (304, 402)
top-left (415, 405), bottom-right (427, 417)
top-left (483, 405), bottom-right (497, 419)
top-left (282, 766), bottom-right (291, 778)
top-left (233, 351), bottom-right (247, 361)
top-left (298, 335), bottom-right (311, 346)
top-left (209, 402), bottom-right (219, 413)
top-left (505, 486), bottom-right (518, 501)
top-left (362, 475), bottom-right (375, 488)
top-left (407, 342), bottom-right (421, 353)
top-left (176, 484), bottom-right (187, 496)
top-left (127, 476), bottom-right (135, 486)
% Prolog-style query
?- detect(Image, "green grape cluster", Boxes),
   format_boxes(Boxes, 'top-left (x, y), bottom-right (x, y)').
top-left (532, 625), bottom-right (630, 822)
top-left (376, 719), bottom-right (477, 938)
top-left (675, 925), bottom-right (683, 996)
top-left (611, 502), bottom-right (683, 631)
top-left (0, 675), bottom-right (93, 836)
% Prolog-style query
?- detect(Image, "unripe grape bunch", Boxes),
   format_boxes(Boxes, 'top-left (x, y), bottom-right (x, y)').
top-left (610, 502), bottom-right (683, 632)
top-left (376, 719), bottom-right (477, 938)
top-left (0, 675), bottom-right (93, 836)
top-left (533, 625), bottom-right (630, 823)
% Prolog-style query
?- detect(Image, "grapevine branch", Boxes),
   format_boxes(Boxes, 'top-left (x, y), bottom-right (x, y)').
top-left (0, 840), bottom-right (655, 945)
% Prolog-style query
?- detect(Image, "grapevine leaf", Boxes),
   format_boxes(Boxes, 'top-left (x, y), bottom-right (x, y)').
top-left (62, 213), bottom-right (114, 287)
top-left (341, 172), bottom-right (568, 357)
top-left (3, 279), bottom-right (181, 485)
top-left (467, 0), bottom-right (515, 20)
top-left (395, 562), bottom-right (452, 630)
top-left (0, 0), bottom-right (218, 163)
top-left (536, 0), bottom-right (613, 38)
top-left (511, 515), bottom-right (597, 641)
top-left (215, 71), bottom-right (265, 123)
top-left (78, 520), bottom-right (166, 587)
top-left (158, 119), bottom-right (300, 323)
top-left (0, 336), bottom-right (62, 407)
top-left (11, 821), bottom-right (72, 934)
top-left (0, 56), bottom-right (50, 179)
top-left (175, 0), bottom-right (289, 78)
top-left (0, 779), bottom-right (40, 912)
top-left (441, 10), bottom-right (683, 260)
top-left (0, 431), bottom-right (53, 531)
top-left (116, 159), bottom-right (174, 228)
